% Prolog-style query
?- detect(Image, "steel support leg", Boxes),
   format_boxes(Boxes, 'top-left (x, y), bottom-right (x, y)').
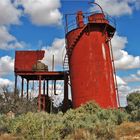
top-left (46, 80), bottom-right (49, 96)
top-left (63, 73), bottom-right (68, 112)
top-left (54, 80), bottom-right (56, 95)
top-left (38, 75), bottom-right (42, 111)
top-left (14, 74), bottom-right (17, 97)
top-left (43, 80), bottom-right (45, 111)
top-left (21, 78), bottom-right (24, 98)
top-left (26, 80), bottom-right (29, 100)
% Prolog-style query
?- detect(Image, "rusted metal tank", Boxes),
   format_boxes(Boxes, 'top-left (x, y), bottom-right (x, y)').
top-left (15, 50), bottom-right (45, 72)
top-left (65, 7), bottom-right (119, 108)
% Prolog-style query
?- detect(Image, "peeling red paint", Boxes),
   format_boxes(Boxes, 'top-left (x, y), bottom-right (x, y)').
top-left (15, 50), bottom-right (45, 72)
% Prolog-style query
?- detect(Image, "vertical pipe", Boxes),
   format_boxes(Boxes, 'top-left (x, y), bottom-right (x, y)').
top-left (65, 14), bottom-right (68, 34)
top-left (43, 79), bottom-right (45, 111)
top-left (46, 80), bottom-right (49, 96)
top-left (21, 78), bottom-right (24, 98)
top-left (14, 74), bottom-right (17, 97)
top-left (32, 80), bottom-right (34, 95)
top-left (46, 80), bottom-right (49, 112)
top-left (38, 75), bottom-right (42, 111)
top-left (50, 55), bottom-right (55, 113)
top-left (43, 80), bottom-right (45, 95)
top-left (63, 73), bottom-right (68, 112)
top-left (109, 41), bottom-right (120, 107)
top-left (26, 80), bottom-right (29, 100)
top-left (54, 80), bottom-right (56, 95)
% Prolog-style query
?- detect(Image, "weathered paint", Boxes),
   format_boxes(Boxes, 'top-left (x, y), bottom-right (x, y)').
top-left (15, 50), bottom-right (44, 72)
top-left (66, 12), bottom-right (119, 108)
top-left (14, 50), bottom-right (69, 112)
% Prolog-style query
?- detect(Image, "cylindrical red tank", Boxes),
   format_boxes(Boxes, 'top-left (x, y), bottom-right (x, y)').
top-left (66, 11), bottom-right (119, 108)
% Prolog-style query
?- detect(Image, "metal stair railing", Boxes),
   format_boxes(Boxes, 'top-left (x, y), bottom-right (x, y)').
top-left (67, 25), bottom-right (87, 57)
top-left (63, 25), bottom-right (87, 72)
top-left (63, 52), bottom-right (69, 71)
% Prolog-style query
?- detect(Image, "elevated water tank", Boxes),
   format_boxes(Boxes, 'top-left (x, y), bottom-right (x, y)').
top-left (65, 6), bottom-right (119, 108)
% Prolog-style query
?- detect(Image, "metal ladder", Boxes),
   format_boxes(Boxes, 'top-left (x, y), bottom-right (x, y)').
top-left (63, 52), bottom-right (69, 71)
top-left (109, 40), bottom-right (120, 107)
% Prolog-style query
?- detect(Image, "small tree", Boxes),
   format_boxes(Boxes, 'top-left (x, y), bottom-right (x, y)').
top-left (125, 91), bottom-right (140, 121)
top-left (0, 85), bottom-right (38, 115)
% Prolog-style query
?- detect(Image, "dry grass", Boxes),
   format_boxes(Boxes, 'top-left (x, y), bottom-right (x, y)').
top-left (115, 122), bottom-right (140, 140)
top-left (65, 122), bottom-right (140, 140)
top-left (64, 129), bottom-right (96, 140)
top-left (0, 134), bottom-right (23, 140)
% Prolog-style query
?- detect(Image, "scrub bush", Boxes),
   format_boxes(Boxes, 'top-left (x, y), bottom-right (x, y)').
top-left (125, 92), bottom-right (140, 121)
top-left (7, 102), bottom-right (129, 140)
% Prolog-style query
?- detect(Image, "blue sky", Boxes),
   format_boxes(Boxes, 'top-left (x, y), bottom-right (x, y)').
top-left (0, 0), bottom-right (140, 106)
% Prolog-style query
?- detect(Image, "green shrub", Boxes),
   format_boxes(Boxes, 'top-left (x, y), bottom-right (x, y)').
top-left (125, 92), bottom-right (140, 121)
top-left (0, 115), bottom-right (10, 134)
top-left (0, 101), bottom-right (129, 140)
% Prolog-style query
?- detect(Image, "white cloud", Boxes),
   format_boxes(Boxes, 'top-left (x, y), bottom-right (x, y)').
top-left (123, 74), bottom-right (140, 83)
top-left (122, 71), bottom-right (140, 83)
top-left (0, 26), bottom-right (24, 50)
top-left (94, 0), bottom-right (140, 17)
top-left (17, 0), bottom-right (62, 26)
top-left (116, 75), bottom-right (127, 85)
top-left (118, 84), bottom-right (140, 107)
top-left (118, 84), bottom-right (130, 107)
top-left (116, 75), bottom-right (127, 105)
top-left (114, 50), bottom-right (140, 69)
top-left (0, 78), bottom-right (14, 94)
top-left (0, 56), bottom-right (14, 76)
top-left (41, 38), bottom-right (65, 70)
top-left (0, 78), bottom-right (13, 88)
top-left (111, 34), bottom-right (128, 60)
top-left (0, 1), bottom-right (25, 50)
top-left (111, 34), bottom-right (127, 51)
top-left (137, 70), bottom-right (140, 76)
top-left (0, 0), bottom-right (21, 25)
top-left (134, 0), bottom-right (140, 10)
top-left (116, 74), bottom-right (140, 106)
top-left (116, 75), bottom-right (130, 107)
top-left (130, 87), bottom-right (140, 93)
top-left (111, 33), bottom-right (140, 70)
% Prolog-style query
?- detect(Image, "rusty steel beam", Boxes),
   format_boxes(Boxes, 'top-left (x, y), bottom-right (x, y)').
top-left (38, 75), bottom-right (42, 111)
top-left (14, 74), bottom-right (17, 96)
top-left (43, 95), bottom-right (45, 111)
top-left (43, 80), bottom-right (45, 95)
top-left (21, 78), bottom-right (24, 98)
top-left (26, 80), bottom-right (29, 100)
top-left (16, 71), bottom-right (65, 75)
top-left (54, 80), bottom-right (56, 95)
top-left (63, 73), bottom-right (68, 112)
top-left (46, 80), bottom-right (49, 96)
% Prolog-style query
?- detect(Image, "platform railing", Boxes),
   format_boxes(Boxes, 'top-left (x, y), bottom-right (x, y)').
top-left (65, 12), bottom-right (116, 34)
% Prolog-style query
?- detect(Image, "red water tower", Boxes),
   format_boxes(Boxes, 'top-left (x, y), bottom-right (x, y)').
top-left (65, 3), bottom-right (120, 108)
